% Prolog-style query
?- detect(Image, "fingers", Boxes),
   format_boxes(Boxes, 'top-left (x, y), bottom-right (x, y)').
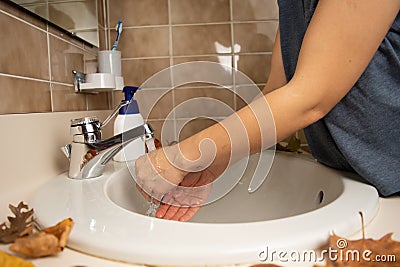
top-left (155, 203), bottom-right (170, 218)
top-left (156, 203), bottom-right (200, 222)
top-left (179, 206), bottom-right (201, 222)
top-left (157, 204), bottom-right (180, 220)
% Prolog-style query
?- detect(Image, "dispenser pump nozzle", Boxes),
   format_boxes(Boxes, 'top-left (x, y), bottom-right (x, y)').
top-left (120, 86), bottom-right (140, 114)
top-left (123, 86), bottom-right (139, 101)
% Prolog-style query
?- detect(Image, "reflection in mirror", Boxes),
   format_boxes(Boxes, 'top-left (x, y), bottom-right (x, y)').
top-left (10, 0), bottom-right (99, 47)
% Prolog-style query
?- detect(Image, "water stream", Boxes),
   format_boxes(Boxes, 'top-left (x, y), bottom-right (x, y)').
top-left (144, 138), bottom-right (161, 217)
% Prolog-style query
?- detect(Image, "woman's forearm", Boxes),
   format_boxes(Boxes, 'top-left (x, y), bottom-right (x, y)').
top-left (176, 0), bottom-right (400, 174)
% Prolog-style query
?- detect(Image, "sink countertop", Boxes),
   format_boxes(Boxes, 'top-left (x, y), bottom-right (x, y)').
top-left (1, 196), bottom-right (399, 267)
top-left (2, 112), bottom-right (394, 266)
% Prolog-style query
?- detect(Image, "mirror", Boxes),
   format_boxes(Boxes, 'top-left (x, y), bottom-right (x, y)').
top-left (9, 0), bottom-right (99, 47)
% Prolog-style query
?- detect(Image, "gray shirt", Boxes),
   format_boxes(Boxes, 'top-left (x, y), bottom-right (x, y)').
top-left (278, 0), bottom-right (400, 196)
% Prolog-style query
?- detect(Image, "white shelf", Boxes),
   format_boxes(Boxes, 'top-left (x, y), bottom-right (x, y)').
top-left (79, 73), bottom-right (124, 92)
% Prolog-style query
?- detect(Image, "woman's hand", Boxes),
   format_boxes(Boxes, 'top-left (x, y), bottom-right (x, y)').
top-left (156, 168), bottom-right (217, 221)
top-left (134, 145), bottom-right (188, 200)
top-left (135, 143), bottom-right (221, 221)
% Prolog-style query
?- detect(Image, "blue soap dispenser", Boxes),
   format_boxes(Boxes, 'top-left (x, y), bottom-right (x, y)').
top-left (113, 86), bottom-right (145, 162)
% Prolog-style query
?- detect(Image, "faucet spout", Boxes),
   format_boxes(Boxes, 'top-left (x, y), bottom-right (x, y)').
top-left (66, 116), bottom-right (154, 179)
top-left (88, 123), bottom-right (154, 165)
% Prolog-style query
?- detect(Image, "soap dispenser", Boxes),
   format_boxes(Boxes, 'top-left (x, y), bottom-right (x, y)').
top-left (113, 86), bottom-right (145, 162)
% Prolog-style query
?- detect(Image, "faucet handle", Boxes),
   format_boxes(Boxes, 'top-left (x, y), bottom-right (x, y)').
top-left (71, 116), bottom-right (100, 126)
top-left (70, 116), bottom-right (102, 143)
top-left (100, 100), bottom-right (131, 129)
top-left (70, 116), bottom-right (101, 134)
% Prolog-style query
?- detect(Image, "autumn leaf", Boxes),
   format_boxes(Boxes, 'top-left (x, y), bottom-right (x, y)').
top-left (277, 134), bottom-right (302, 152)
top-left (0, 202), bottom-right (35, 244)
top-left (9, 218), bottom-right (74, 258)
top-left (0, 250), bottom-right (34, 267)
top-left (322, 233), bottom-right (400, 267)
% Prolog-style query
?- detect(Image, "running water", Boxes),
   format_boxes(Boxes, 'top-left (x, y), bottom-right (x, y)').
top-left (145, 138), bottom-right (156, 152)
top-left (145, 197), bottom-right (160, 217)
top-left (144, 138), bottom-right (161, 217)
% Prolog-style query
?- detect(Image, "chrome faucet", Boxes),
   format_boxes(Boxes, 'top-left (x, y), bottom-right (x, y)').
top-left (62, 101), bottom-right (154, 179)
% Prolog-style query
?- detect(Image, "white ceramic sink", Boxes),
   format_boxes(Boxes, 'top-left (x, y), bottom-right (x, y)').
top-left (31, 151), bottom-right (379, 266)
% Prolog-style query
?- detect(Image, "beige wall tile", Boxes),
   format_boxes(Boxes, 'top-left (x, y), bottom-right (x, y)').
top-left (0, 11), bottom-right (49, 80)
top-left (87, 92), bottom-right (112, 110)
top-left (98, 26), bottom-right (108, 50)
top-left (236, 54), bottom-right (272, 85)
top-left (83, 41), bottom-right (99, 56)
top-left (135, 89), bottom-right (173, 120)
top-left (235, 84), bottom-right (264, 110)
top-left (146, 119), bottom-right (177, 145)
top-left (110, 27), bottom-right (169, 58)
top-left (173, 55), bottom-right (232, 66)
top-left (51, 84), bottom-right (87, 112)
top-left (108, 0), bottom-right (168, 27)
top-left (0, 0), bottom-right (285, 133)
top-left (233, 22), bottom-right (278, 53)
top-left (173, 56), bottom-right (234, 87)
top-left (84, 50), bottom-right (98, 74)
top-left (122, 58), bottom-right (170, 87)
top-left (176, 118), bottom-right (218, 141)
top-left (0, 0), bottom-right (111, 115)
top-left (112, 90), bottom-right (125, 107)
top-left (171, 0), bottom-right (230, 24)
top-left (49, 35), bottom-right (85, 83)
top-left (174, 86), bottom-right (235, 118)
top-left (232, 0), bottom-right (279, 21)
top-left (0, 76), bottom-right (51, 114)
top-left (171, 60), bottom-right (234, 88)
top-left (172, 24), bottom-right (231, 56)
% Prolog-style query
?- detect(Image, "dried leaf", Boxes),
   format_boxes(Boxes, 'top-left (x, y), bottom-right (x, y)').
top-left (317, 233), bottom-right (400, 267)
top-left (0, 202), bottom-right (35, 244)
top-left (9, 218), bottom-right (74, 258)
top-left (0, 250), bottom-right (35, 267)
top-left (41, 217), bottom-right (74, 249)
top-left (154, 138), bottom-right (162, 149)
top-left (9, 232), bottom-right (59, 258)
top-left (277, 134), bottom-right (302, 152)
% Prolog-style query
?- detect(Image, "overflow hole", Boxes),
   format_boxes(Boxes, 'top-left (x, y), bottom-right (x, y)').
top-left (317, 190), bottom-right (324, 205)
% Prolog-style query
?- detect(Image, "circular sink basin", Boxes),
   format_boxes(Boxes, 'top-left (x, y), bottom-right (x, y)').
top-left (107, 152), bottom-right (343, 223)
top-left (31, 151), bottom-right (379, 266)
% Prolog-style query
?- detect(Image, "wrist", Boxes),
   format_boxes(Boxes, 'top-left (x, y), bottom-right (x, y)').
top-left (172, 135), bottom-right (217, 173)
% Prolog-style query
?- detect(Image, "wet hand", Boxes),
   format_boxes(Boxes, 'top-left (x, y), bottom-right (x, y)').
top-left (156, 169), bottom-right (216, 222)
top-left (134, 145), bottom-right (187, 200)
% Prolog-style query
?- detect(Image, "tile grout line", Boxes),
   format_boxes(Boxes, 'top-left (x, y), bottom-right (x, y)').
top-left (46, 23), bottom-right (55, 112)
top-left (0, 72), bottom-right (50, 84)
top-left (105, 0), bottom-right (110, 50)
top-left (120, 19), bottom-right (278, 29)
top-left (120, 51), bottom-right (273, 61)
top-left (229, 0), bottom-right (237, 111)
top-left (0, 7), bottom-right (86, 51)
top-left (167, 0), bottom-right (177, 142)
top-left (0, 73), bottom-right (74, 88)
top-left (0, 8), bottom-right (46, 33)
top-left (106, 0), bottom-right (115, 109)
